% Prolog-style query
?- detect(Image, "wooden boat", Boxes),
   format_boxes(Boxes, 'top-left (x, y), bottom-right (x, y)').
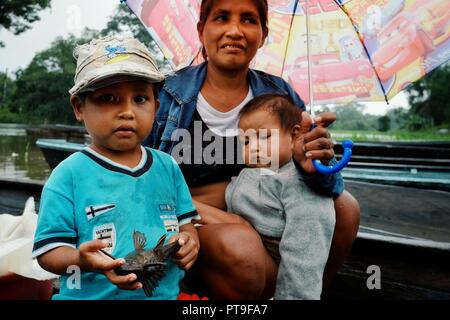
top-left (26, 124), bottom-right (87, 142)
top-left (1, 177), bottom-right (449, 299)
top-left (323, 180), bottom-right (450, 299)
top-left (36, 138), bottom-right (450, 192)
top-left (36, 139), bottom-right (86, 170)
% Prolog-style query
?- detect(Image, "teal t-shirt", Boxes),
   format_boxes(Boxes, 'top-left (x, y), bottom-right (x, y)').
top-left (33, 147), bottom-right (199, 300)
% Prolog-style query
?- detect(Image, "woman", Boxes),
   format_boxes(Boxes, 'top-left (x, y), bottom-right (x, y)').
top-left (145, 0), bottom-right (360, 299)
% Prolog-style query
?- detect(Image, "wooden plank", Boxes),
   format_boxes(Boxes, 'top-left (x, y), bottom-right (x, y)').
top-left (324, 236), bottom-right (450, 299)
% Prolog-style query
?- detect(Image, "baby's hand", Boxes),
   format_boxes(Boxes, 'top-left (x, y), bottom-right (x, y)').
top-left (78, 240), bottom-right (141, 290)
top-left (169, 232), bottom-right (199, 271)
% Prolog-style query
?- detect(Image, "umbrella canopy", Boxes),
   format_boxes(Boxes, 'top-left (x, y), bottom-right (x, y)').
top-left (124, 0), bottom-right (449, 106)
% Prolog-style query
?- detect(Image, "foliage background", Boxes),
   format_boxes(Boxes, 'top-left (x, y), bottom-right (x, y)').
top-left (0, 2), bottom-right (449, 138)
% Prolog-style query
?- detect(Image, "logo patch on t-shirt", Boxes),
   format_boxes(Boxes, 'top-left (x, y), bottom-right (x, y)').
top-left (159, 204), bottom-right (176, 211)
top-left (160, 214), bottom-right (179, 233)
top-left (93, 223), bottom-right (116, 255)
top-left (85, 204), bottom-right (116, 221)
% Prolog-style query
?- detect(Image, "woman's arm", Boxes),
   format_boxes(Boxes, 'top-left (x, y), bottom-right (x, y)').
top-left (192, 199), bottom-right (251, 226)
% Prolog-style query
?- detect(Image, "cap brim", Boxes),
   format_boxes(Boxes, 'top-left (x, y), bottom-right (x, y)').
top-left (69, 60), bottom-right (165, 96)
top-left (77, 74), bottom-right (163, 94)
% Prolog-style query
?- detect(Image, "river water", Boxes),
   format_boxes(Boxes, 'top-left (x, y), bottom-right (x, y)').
top-left (0, 124), bottom-right (51, 181)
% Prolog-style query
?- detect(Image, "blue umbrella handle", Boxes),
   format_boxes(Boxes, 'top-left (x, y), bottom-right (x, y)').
top-left (312, 139), bottom-right (354, 174)
top-left (308, 123), bottom-right (353, 174)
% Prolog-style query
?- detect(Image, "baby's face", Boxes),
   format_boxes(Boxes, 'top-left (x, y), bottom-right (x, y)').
top-left (239, 109), bottom-right (294, 169)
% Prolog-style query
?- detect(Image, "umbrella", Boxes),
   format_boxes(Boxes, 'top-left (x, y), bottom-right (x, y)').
top-left (122, 0), bottom-right (450, 173)
top-left (123, 0), bottom-right (449, 106)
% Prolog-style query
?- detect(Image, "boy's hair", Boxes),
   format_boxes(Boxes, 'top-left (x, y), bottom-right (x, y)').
top-left (239, 94), bottom-right (303, 132)
top-left (69, 34), bottom-right (164, 96)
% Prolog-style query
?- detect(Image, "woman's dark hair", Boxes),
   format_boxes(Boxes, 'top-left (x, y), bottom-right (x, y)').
top-left (239, 94), bottom-right (303, 132)
top-left (198, 0), bottom-right (269, 60)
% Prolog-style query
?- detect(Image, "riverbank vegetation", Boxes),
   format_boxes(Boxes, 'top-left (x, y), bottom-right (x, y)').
top-left (0, 3), bottom-right (449, 141)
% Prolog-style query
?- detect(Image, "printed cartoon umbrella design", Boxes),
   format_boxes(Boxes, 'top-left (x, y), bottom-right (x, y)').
top-left (123, 0), bottom-right (450, 108)
top-left (122, 0), bottom-right (449, 173)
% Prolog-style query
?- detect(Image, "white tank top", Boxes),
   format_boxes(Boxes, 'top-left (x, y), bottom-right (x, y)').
top-left (196, 89), bottom-right (254, 137)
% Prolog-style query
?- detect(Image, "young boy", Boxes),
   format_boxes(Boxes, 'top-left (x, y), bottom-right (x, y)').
top-left (225, 93), bottom-right (336, 299)
top-left (32, 35), bottom-right (200, 300)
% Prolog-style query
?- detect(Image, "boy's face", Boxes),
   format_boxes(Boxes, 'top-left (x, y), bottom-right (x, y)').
top-left (239, 108), bottom-right (299, 169)
top-left (71, 80), bottom-right (158, 157)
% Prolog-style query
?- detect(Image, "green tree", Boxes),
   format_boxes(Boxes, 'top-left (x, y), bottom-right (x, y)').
top-left (377, 115), bottom-right (391, 132)
top-left (327, 102), bottom-right (378, 131)
top-left (0, 0), bottom-right (51, 47)
top-left (0, 71), bottom-right (18, 122)
top-left (385, 107), bottom-right (409, 130)
top-left (12, 31), bottom-right (99, 124)
top-left (7, 3), bottom-right (169, 125)
top-left (406, 63), bottom-right (450, 126)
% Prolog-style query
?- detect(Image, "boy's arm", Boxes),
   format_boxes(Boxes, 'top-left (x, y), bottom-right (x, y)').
top-left (37, 241), bottom-right (141, 290)
top-left (37, 246), bottom-right (83, 275)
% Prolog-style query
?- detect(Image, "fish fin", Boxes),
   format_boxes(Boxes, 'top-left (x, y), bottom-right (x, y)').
top-left (141, 263), bottom-right (167, 297)
top-left (154, 233), bottom-right (168, 250)
top-left (133, 230), bottom-right (147, 250)
top-left (159, 241), bottom-right (181, 260)
top-left (137, 273), bottom-right (155, 297)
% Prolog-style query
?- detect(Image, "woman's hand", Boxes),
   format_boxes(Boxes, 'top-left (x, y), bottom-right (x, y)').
top-left (293, 111), bottom-right (336, 174)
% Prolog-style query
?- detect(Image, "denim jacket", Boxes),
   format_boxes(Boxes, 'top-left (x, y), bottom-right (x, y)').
top-left (144, 62), bottom-right (343, 197)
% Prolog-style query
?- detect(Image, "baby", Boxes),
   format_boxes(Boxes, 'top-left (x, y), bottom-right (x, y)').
top-left (225, 93), bottom-right (336, 299)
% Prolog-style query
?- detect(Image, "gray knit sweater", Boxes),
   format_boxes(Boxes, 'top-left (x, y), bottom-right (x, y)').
top-left (225, 160), bottom-right (336, 299)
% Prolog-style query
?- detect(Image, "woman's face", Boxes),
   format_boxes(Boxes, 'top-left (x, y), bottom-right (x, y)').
top-left (198, 0), bottom-right (266, 72)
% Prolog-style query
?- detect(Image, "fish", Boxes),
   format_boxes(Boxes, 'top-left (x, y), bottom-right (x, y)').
top-left (100, 231), bottom-right (180, 297)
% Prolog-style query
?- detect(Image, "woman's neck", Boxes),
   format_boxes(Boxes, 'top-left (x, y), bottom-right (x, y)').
top-left (200, 63), bottom-right (250, 112)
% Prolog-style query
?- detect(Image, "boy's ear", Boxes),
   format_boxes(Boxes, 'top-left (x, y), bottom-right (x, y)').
top-left (155, 98), bottom-right (160, 111)
top-left (291, 124), bottom-right (302, 141)
top-left (70, 95), bottom-right (84, 122)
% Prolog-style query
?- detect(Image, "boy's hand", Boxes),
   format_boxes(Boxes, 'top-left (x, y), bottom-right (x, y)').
top-left (78, 239), bottom-right (142, 291)
top-left (103, 270), bottom-right (143, 291)
top-left (169, 231), bottom-right (199, 271)
top-left (293, 112), bottom-right (335, 173)
top-left (78, 240), bottom-right (124, 272)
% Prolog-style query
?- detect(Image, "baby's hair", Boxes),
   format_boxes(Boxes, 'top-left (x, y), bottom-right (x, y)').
top-left (239, 94), bottom-right (303, 132)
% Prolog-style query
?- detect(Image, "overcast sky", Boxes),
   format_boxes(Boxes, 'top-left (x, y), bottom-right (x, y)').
top-left (0, 0), bottom-right (408, 114)
top-left (0, 0), bottom-right (118, 73)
